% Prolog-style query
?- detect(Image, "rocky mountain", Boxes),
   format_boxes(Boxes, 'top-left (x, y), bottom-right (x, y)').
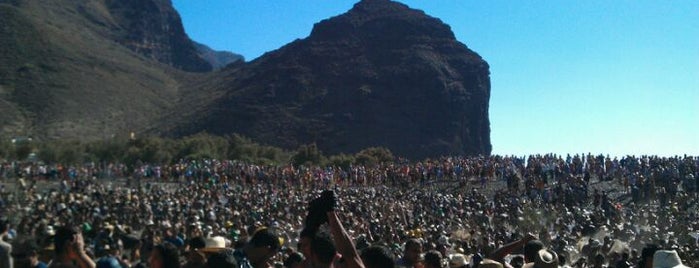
top-left (167, 0), bottom-right (492, 158)
top-left (104, 0), bottom-right (212, 72)
top-left (0, 0), bottom-right (215, 139)
top-left (194, 42), bottom-right (245, 70)
top-left (1, 0), bottom-right (491, 159)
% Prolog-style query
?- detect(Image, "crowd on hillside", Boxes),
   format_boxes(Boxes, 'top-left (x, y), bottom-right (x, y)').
top-left (0, 154), bottom-right (697, 267)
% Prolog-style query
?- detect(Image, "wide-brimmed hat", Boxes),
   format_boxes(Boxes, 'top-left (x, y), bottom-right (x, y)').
top-left (448, 253), bottom-right (469, 268)
top-left (199, 236), bottom-right (227, 253)
top-left (652, 250), bottom-right (689, 268)
top-left (522, 249), bottom-right (558, 268)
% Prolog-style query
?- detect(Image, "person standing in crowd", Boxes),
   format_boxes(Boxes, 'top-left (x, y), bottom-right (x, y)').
top-left (48, 226), bottom-right (95, 268)
top-left (396, 239), bottom-right (422, 268)
top-left (10, 238), bottom-right (48, 268)
top-left (148, 242), bottom-right (180, 268)
top-left (359, 246), bottom-right (394, 268)
top-left (282, 252), bottom-right (303, 268)
top-left (0, 219), bottom-right (12, 268)
top-left (232, 228), bottom-right (280, 268)
top-left (638, 244), bottom-right (658, 268)
top-left (307, 231), bottom-right (336, 268)
top-left (422, 251), bottom-right (443, 268)
top-left (183, 236), bottom-right (207, 268)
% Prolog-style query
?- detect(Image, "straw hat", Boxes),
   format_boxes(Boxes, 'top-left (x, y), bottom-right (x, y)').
top-left (199, 236), bottom-right (227, 253)
top-left (522, 249), bottom-right (558, 268)
top-left (448, 253), bottom-right (469, 268)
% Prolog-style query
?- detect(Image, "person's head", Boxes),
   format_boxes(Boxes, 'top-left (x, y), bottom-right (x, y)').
top-left (404, 238), bottom-right (423, 265)
top-left (639, 244), bottom-right (659, 268)
top-left (149, 242), bottom-right (180, 268)
top-left (245, 227), bottom-right (281, 267)
top-left (11, 237), bottom-right (41, 268)
top-left (187, 236), bottom-right (207, 264)
top-left (361, 246), bottom-right (395, 268)
top-left (309, 230), bottom-right (336, 267)
top-left (206, 248), bottom-right (238, 268)
top-left (283, 252), bottom-right (305, 268)
top-left (424, 250), bottom-right (443, 268)
top-left (593, 253), bottom-right (605, 267)
top-left (523, 240), bottom-right (544, 263)
top-left (53, 225), bottom-right (80, 257)
top-left (509, 255), bottom-right (524, 268)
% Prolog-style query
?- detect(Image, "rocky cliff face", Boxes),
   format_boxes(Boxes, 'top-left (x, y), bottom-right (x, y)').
top-left (105, 0), bottom-right (212, 72)
top-left (175, 0), bottom-right (492, 158)
top-left (0, 0), bottom-right (213, 138)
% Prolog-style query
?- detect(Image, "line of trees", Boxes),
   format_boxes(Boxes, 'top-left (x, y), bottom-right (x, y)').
top-left (0, 133), bottom-right (395, 168)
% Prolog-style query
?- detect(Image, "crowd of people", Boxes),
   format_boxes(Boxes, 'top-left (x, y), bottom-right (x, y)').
top-left (0, 154), bottom-right (697, 268)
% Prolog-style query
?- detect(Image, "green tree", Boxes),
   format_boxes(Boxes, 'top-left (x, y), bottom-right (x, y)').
top-left (355, 147), bottom-right (395, 166)
top-left (176, 132), bottom-right (228, 160)
top-left (13, 140), bottom-right (33, 161)
top-left (326, 153), bottom-right (355, 169)
top-left (291, 143), bottom-right (326, 166)
top-left (85, 138), bottom-right (129, 163)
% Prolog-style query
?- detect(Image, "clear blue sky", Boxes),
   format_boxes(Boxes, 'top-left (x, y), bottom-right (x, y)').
top-left (172, 0), bottom-right (698, 157)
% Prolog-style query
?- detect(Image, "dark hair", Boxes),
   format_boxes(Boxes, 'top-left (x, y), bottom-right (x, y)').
top-left (424, 250), bottom-right (443, 268)
top-left (283, 252), bottom-right (304, 267)
top-left (54, 226), bottom-right (80, 256)
top-left (523, 240), bottom-right (544, 262)
top-left (361, 246), bottom-right (395, 268)
top-left (154, 242), bottom-right (181, 268)
top-left (405, 238), bottom-right (422, 252)
top-left (0, 219), bottom-right (9, 233)
top-left (207, 248), bottom-right (238, 268)
top-left (509, 255), bottom-right (524, 268)
top-left (310, 230), bottom-right (336, 265)
top-left (639, 244), bottom-right (659, 267)
top-left (189, 236), bottom-right (206, 250)
top-left (250, 228), bottom-right (281, 251)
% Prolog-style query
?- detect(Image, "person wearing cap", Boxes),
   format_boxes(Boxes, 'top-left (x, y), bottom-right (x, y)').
top-left (0, 219), bottom-right (12, 268)
top-left (47, 226), bottom-right (95, 268)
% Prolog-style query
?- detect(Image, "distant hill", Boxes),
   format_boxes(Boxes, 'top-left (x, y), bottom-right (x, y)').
top-left (0, 0), bottom-right (217, 139)
top-left (194, 42), bottom-right (245, 70)
top-left (0, 0), bottom-right (491, 159)
top-left (163, 0), bottom-right (492, 158)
